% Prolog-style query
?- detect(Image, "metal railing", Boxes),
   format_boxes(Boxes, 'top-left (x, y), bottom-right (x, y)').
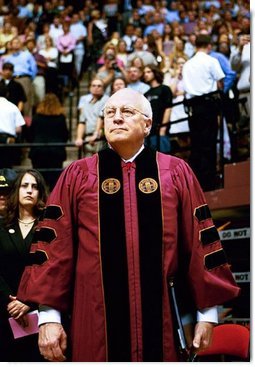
top-left (0, 96), bottom-right (249, 191)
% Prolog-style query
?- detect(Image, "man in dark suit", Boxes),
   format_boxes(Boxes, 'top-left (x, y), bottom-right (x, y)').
top-left (0, 62), bottom-right (27, 112)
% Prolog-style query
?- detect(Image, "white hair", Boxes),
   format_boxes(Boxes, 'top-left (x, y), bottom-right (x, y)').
top-left (106, 88), bottom-right (153, 119)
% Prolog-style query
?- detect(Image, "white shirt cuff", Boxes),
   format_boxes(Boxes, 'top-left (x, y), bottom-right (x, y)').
top-left (197, 306), bottom-right (218, 324)
top-left (182, 306), bottom-right (218, 325)
top-left (38, 305), bottom-right (61, 326)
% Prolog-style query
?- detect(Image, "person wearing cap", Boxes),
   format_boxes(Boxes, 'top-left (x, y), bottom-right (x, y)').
top-left (0, 169), bottom-right (47, 361)
top-left (17, 88), bottom-right (240, 362)
top-left (0, 168), bottom-right (17, 217)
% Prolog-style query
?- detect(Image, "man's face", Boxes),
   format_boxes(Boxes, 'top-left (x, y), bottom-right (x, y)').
top-left (89, 80), bottom-right (104, 97)
top-left (143, 67), bottom-right (154, 84)
top-left (11, 38), bottom-right (21, 51)
top-left (128, 67), bottom-right (142, 82)
top-left (2, 68), bottom-right (13, 79)
top-left (104, 89), bottom-right (151, 150)
top-left (134, 38), bottom-right (143, 50)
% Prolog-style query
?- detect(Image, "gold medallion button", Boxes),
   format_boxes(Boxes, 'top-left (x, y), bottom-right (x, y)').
top-left (102, 178), bottom-right (121, 194)
top-left (138, 178), bottom-right (158, 194)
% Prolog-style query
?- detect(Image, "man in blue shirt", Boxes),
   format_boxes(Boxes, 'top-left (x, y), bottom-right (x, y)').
top-left (5, 37), bottom-right (37, 119)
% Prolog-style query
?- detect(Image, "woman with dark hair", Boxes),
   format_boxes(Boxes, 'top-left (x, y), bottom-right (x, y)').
top-left (28, 93), bottom-right (69, 190)
top-left (0, 169), bottom-right (47, 361)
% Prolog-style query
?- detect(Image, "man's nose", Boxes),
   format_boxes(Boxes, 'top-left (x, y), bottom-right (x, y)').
top-left (113, 108), bottom-right (124, 121)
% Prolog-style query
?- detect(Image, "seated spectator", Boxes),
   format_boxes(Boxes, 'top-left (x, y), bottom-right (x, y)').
top-left (56, 21), bottom-right (76, 91)
top-left (183, 10), bottom-right (197, 36)
top-left (146, 31), bottom-right (162, 63)
top-left (143, 11), bottom-right (165, 37)
top-left (156, 23), bottom-right (175, 60)
top-left (165, 1), bottom-right (180, 23)
top-left (38, 35), bottom-right (60, 97)
top-left (28, 93), bottom-right (69, 190)
top-left (49, 15), bottom-right (63, 47)
top-left (70, 12), bottom-right (87, 80)
top-left (136, 0), bottom-right (155, 17)
top-left (97, 42), bottom-right (125, 69)
top-left (172, 37), bottom-right (188, 68)
top-left (122, 23), bottom-right (137, 53)
top-left (111, 76), bottom-right (127, 94)
top-left (109, 31), bottom-right (120, 47)
top-left (36, 23), bottom-right (51, 51)
top-left (184, 33), bottom-right (196, 59)
top-left (127, 65), bottom-right (150, 94)
top-left (0, 21), bottom-right (15, 55)
top-left (19, 22), bottom-right (36, 45)
top-left (167, 56), bottom-right (189, 137)
top-left (17, 0), bottom-right (33, 19)
top-left (25, 38), bottom-right (47, 107)
top-left (96, 47), bottom-right (127, 96)
top-left (127, 37), bottom-right (158, 67)
top-left (230, 32), bottom-right (250, 117)
top-left (116, 39), bottom-right (128, 68)
top-left (129, 56), bottom-right (145, 72)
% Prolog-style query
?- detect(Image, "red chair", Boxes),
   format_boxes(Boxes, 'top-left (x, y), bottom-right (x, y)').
top-left (197, 323), bottom-right (250, 362)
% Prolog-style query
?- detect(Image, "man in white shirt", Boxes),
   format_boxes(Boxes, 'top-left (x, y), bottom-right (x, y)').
top-left (0, 85), bottom-right (26, 168)
top-left (182, 34), bottom-right (225, 192)
top-left (70, 12), bottom-right (87, 80)
top-left (49, 15), bottom-right (63, 47)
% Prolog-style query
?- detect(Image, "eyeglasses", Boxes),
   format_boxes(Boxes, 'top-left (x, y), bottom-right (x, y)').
top-left (104, 106), bottom-right (149, 118)
top-left (91, 84), bottom-right (103, 87)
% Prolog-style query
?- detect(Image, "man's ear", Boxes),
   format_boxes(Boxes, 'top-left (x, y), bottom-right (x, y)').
top-left (144, 118), bottom-right (152, 137)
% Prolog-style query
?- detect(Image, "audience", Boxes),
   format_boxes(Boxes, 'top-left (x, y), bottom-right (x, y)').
top-left (0, 0), bottom-right (250, 192)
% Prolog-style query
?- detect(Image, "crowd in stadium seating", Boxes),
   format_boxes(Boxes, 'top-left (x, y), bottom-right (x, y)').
top-left (0, 0), bottom-right (250, 191)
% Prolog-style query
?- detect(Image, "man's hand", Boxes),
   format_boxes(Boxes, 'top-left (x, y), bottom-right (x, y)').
top-left (39, 323), bottom-right (67, 362)
top-left (192, 321), bottom-right (214, 352)
top-left (7, 295), bottom-right (30, 323)
top-left (75, 138), bottom-right (84, 147)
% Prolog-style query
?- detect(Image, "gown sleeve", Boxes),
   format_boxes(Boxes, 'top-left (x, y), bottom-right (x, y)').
top-left (17, 160), bottom-right (89, 312)
top-left (172, 159), bottom-right (240, 310)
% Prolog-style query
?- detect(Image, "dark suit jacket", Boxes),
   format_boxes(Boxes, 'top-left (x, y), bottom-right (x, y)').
top-left (0, 219), bottom-right (44, 362)
top-left (0, 79), bottom-right (27, 106)
top-left (0, 220), bottom-right (35, 314)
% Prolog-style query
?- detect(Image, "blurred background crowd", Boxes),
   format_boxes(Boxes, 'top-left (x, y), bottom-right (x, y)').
top-left (0, 0), bottom-right (250, 192)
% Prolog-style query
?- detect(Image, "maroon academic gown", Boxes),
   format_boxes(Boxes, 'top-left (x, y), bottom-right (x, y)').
top-left (18, 147), bottom-right (240, 362)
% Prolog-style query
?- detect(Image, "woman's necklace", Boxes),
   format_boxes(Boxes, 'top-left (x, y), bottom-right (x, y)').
top-left (18, 218), bottom-right (36, 227)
